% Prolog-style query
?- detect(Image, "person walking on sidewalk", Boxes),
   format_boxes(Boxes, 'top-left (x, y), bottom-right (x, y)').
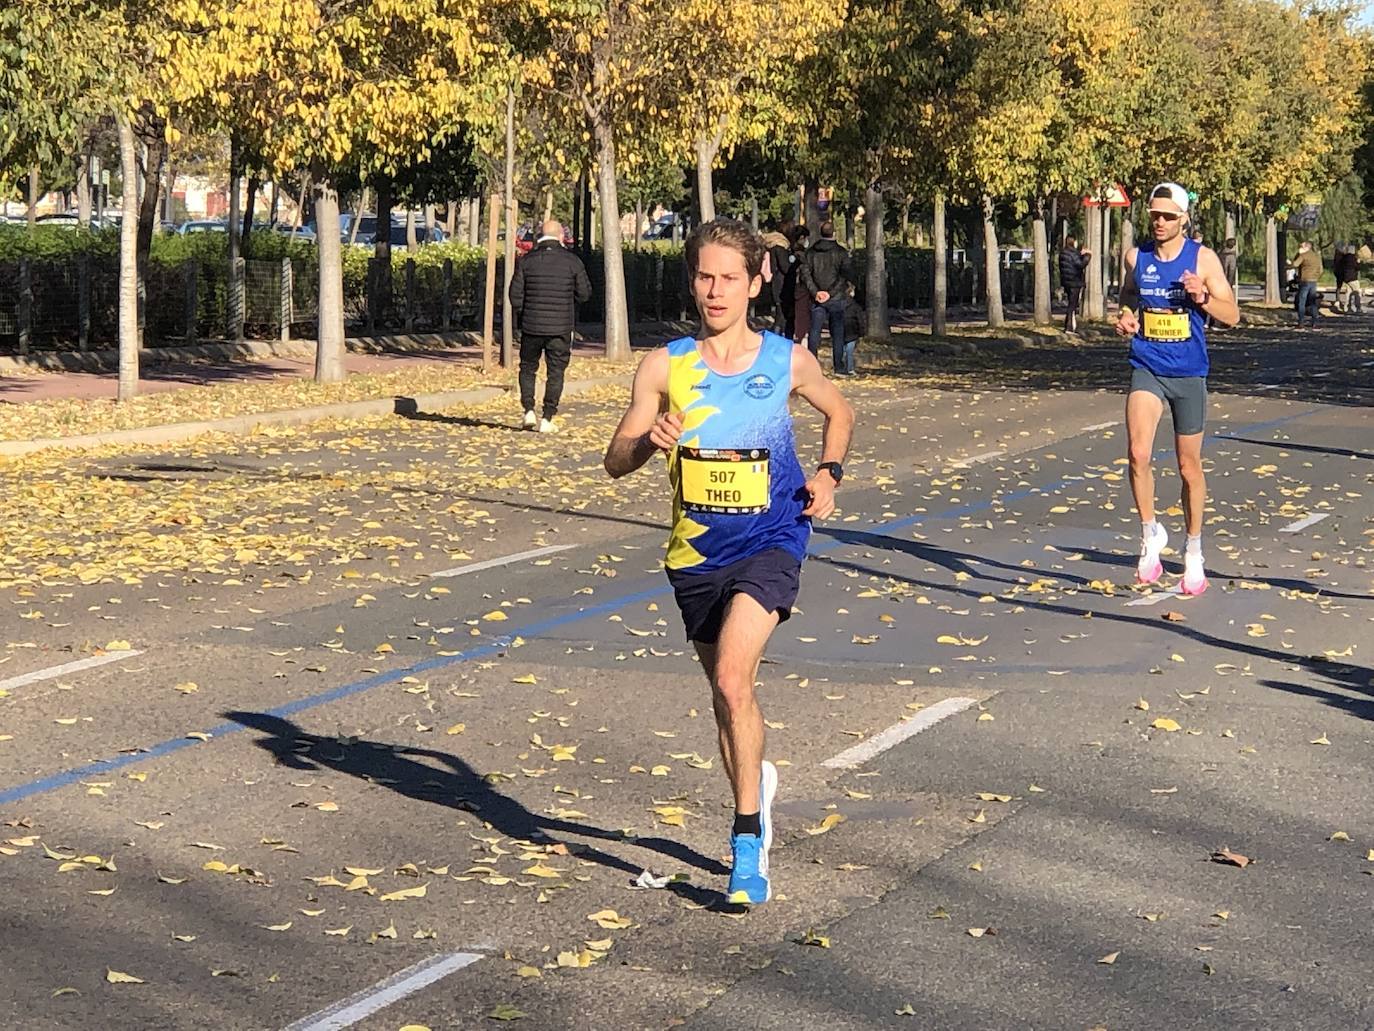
top-left (1115, 182), bottom-right (1238, 597)
top-left (1058, 235), bottom-right (1091, 334)
top-left (1289, 240), bottom-right (1322, 330)
top-left (509, 219), bottom-right (592, 432)
top-left (603, 218), bottom-right (854, 906)
top-left (760, 219), bottom-right (793, 332)
top-left (1334, 243), bottom-right (1362, 313)
top-left (800, 220), bottom-right (855, 371)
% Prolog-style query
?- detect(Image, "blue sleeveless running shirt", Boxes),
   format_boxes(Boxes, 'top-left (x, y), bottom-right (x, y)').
top-left (664, 331), bottom-right (810, 573)
top-left (1130, 238), bottom-right (1209, 378)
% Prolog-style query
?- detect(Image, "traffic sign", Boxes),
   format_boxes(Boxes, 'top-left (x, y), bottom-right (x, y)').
top-left (1083, 184), bottom-right (1131, 208)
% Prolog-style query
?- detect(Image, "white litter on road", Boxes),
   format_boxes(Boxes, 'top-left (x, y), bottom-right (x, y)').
top-left (1279, 513), bottom-right (1329, 533)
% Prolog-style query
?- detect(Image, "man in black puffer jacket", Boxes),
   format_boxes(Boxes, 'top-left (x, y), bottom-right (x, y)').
top-left (510, 220), bottom-right (593, 432)
top-left (800, 221), bottom-right (855, 371)
top-left (1058, 235), bottom-right (1090, 334)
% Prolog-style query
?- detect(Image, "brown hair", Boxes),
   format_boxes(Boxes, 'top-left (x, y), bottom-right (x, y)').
top-left (686, 219), bottom-right (766, 280)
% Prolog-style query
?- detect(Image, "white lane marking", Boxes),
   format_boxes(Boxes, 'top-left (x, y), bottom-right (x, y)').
top-left (821, 697), bottom-right (978, 769)
top-left (1125, 587), bottom-right (1185, 607)
top-left (1081, 421), bottom-right (1117, 432)
top-left (0, 651), bottom-right (144, 694)
top-left (282, 951), bottom-right (483, 1031)
top-left (431, 544), bottom-right (574, 578)
top-left (950, 451), bottom-right (1004, 469)
top-left (1279, 512), bottom-right (1329, 533)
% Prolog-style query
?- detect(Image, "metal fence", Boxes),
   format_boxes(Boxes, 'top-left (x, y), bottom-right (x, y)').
top-left (0, 247), bottom-right (1035, 356)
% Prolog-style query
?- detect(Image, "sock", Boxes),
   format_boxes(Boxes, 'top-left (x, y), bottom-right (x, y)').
top-left (732, 812), bottom-right (761, 838)
top-left (1142, 520), bottom-right (1160, 543)
top-left (1186, 534), bottom-right (1202, 557)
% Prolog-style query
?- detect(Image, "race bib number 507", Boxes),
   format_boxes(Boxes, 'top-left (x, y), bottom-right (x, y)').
top-left (679, 447), bottom-right (771, 514)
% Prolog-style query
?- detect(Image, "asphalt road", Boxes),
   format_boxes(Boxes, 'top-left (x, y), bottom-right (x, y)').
top-left (1, 320), bottom-right (1371, 1030)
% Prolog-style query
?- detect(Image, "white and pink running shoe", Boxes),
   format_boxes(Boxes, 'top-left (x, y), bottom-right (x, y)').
top-left (1136, 523), bottom-right (1168, 585)
top-left (1181, 551), bottom-right (1208, 596)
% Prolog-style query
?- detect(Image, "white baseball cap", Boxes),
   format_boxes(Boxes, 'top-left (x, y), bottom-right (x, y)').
top-left (1148, 182), bottom-right (1190, 215)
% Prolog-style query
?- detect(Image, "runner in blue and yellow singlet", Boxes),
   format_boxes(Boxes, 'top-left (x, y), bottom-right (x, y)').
top-left (1116, 183), bottom-right (1239, 596)
top-left (605, 219), bottom-right (854, 906)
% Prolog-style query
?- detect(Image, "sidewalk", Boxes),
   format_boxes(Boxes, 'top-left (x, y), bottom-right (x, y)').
top-left (0, 336), bottom-right (618, 406)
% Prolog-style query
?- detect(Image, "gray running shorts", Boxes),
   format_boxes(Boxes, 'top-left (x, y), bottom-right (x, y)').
top-left (1130, 367), bottom-right (1207, 436)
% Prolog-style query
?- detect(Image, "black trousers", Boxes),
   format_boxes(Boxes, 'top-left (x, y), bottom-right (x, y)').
top-left (1064, 285), bottom-right (1084, 330)
top-left (518, 332), bottom-right (572, 419)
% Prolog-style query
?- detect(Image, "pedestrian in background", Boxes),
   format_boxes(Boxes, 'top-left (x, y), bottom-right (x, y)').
top-left (801, 220), bottom-right (855, 367)
top-left (782, 223), bottom-right (811, 344)
top-left (760, 219), bottom-right (793, 332)
top-left (509, 219), bottom-right (592, 432)
top-left (1334, 242), bottom-right (1362, 313)
top-left (1058, 235), bottom-right (1090, 334)
top-left (1289, 240), bottom-right (1322, 330)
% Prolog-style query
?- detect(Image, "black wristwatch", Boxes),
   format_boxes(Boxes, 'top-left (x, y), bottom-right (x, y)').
top-left (818, 461), bottom-right (843, 485)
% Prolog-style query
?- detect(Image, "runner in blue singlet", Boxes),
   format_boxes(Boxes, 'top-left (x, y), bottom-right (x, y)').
top-left (1116, 183), bottom-right (1239, 596)
top-left (604, 220), bottom-right (854, 906)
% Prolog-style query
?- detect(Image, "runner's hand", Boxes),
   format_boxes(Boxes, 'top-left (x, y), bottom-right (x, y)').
top-left (801, 474), bottom-right (836, 519)
top-left (1115, 307), bottom-right (1139, 338)
top-left (647, 411), bottom-right (684, 451)
top-left (1181, 269), bottom-right (1208, 304)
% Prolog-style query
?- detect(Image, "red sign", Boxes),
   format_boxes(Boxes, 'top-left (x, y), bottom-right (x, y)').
top-left (1083, 185), bottom-right (1131, 208)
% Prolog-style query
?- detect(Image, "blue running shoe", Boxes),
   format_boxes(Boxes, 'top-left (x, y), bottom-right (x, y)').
top-left (728, 761), bottom-right (779, 905)
top-left (727, 832), bottom-right (769, 905)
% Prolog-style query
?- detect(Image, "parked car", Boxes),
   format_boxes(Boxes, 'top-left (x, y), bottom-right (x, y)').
top-left (34, 213), bottom-right (83, 228)
top-left (178, 220), bottom-right (228, 235)
top-left (1001, 247), bottom-right (1035, 267)
top-left (271, 222), bottom-right (315, 241)
top-left (515, 221), bottom-right (575, 253)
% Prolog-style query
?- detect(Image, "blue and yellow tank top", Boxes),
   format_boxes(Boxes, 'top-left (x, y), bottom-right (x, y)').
top-left (664, 331), bottom-right (810, 573)
top-left (1130, 238), bottom-right (1209, 378)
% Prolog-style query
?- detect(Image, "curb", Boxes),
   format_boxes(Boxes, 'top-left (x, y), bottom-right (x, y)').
top-left (0, 374), bottom-right (632, 458)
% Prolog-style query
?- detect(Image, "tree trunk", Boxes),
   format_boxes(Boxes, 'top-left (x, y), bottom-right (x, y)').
top-left (595, 121), bottom-right (630, 361)
top-left (844, 193), bottom-right (856, 250)
top-left (313, 182), bottom-right (346, 382)
top-left (865, 179), bottom-right (889, 339)
top-left (482, 189), bottom-right (500, 372)
top-left (406, 209), bottom-right (418, 253)
top-left (695, 134), bottom-right (717, 223)
top-left (1084, 203), bottom-right (1104, 319)
top-left (374, 176), bottom-right (393, 324)
top-left (446, 199), bottom-right (458, 238)
top-left (982, 196), bottom-right (1004, 328)
top-left (348, 188), bottom-right (367, 245)
top-left (967, 206), bottom-right (985, 304)
top-left (165, 162), bottom-right (178, 224)
top-left (227, 133), bottom-right (243, 341)
top-left (1032, 197), bottom-right (1050, 325)
top-left (27, 166), bottom-right (38, 226)
top-left (295, 174), bottom-right (310, 227)
top-left (581, 172), bottom-right (593, 257)
top-left (469, 195), bottom-right (481, 246)
top-left (424, 203), bottom-right (435, 236)
top-left (242, 170), bottom-right (260, 248)
top-left (543, 189), bottom-right (553, 223)
top-left (1119, 212), bottom-right (1135, 296)
top-left (932, 192), bottom-right (947, 336)
top-left (1264, 213), bottom-right (1280, 304)
top-left (634, 197), bottom-right (642, 253)
top-left (900, 194), bottom-right (911, 244)
top-left (77, 158), bottom-right (92, 226)
top-left (268, 179), bottom-right (279, 225)
top-left (803, 180), bottom-right (821, 233)
top-left (571, 178), bottom-right (582, 250)
top-left (750, 196), bottom-right (759, 231)
top-left (116, 119), bottom-right (140, 401)
top-left (502, 86), bottom-right (517, 366)
top-left (136, 128), bottom-right (167, 346)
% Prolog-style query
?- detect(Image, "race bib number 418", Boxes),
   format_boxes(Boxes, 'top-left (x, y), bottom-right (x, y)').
top-left (679, 447), bottom-right (770, 514)
top-left (1142, 308), bottom-right (1190, 342)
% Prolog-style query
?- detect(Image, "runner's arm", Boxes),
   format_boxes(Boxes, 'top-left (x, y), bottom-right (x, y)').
top-left (1187, 247), bottom-right (1239, 326)
top-left (791, 346), bottom-right (854, 518)
top-left (1115, 248), bottom-right (1140, 337)
top-left (604, 347), bottom-right (673, 478)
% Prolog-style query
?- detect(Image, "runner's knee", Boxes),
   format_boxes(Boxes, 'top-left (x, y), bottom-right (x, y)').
top-left (711, 669), bottom-right (756, 710)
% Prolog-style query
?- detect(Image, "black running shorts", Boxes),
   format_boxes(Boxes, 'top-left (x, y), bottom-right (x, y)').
top-left (666, 548), bottom-right (802, 644)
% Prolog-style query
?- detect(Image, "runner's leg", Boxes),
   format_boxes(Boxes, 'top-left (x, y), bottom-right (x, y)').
top-left (1176, 431), bottom-right (1206, 538)
top-left (1127, 388), bottom-right (1165, 524)
top-left (693, 593), bottom-right (777, 816)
